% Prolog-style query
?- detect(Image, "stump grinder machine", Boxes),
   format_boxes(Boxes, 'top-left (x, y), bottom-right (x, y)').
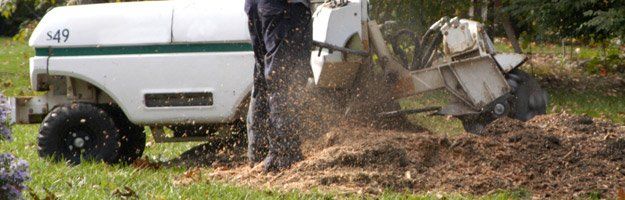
top-left (310, 0), bottom-right (548, 134)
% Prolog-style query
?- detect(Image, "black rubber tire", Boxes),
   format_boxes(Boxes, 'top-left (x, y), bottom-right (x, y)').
top-left (38, 103), bottom-right (120, 164)
top-left (459, 114), bottom-right (495, 135)
top-left (98, 105), bottom-right (146, 164)
top-left (506, 69), bottom-right (548, 121)
top-left (460, 70), bottom-right (547, 135)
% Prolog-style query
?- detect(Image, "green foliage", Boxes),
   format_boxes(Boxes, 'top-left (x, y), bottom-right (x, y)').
top-left (0, 1), bottom-right (17, 18)
top-left (584, 49), bottom-right (625, 75)
top-left (369, 0), bottom-right (471, 34)
top-left (368, 0), bottom-right (625, 46)
top-left (0, 0), bottom-right (66, 38)
top-left (583, 7), bottom-right (625, 40)
top-left (504, 0), bottom-right (625, 42)
top-left (0, 0), bottom-right (138, 39)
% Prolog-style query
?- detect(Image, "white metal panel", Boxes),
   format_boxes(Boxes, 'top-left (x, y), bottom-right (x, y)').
top-left (172, 0), bottom-right (251, 43)
top-left (29, 57), bottom-right (48, 90)
top-left (46, 52), bottom-right (254, 125)
top-left (449, 56), bottom-right (511, 108)
top-left (7, 97), bottom-right (17, 125)
top-left (311, 49), bottom-right (341, 85)
top-left (29, 1), bottom-right (174, 48)
top-left (312, 1), bottom-right (362, 46)
top-left (442, 18), bottom-right (477, 56)
top-left (359, 0), bottom-right (369, 22)
top-left (311, 1), bottom-right (364, 88)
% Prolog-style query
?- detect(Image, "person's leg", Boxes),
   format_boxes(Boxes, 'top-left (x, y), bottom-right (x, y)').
top-left (259, 2), bottom-right (312, 171)
top-left (246, 64), bottom-right (270, 164)
top-left (245, 0), bottom-right (270, 164)
top-left (283, 3), bottom-right (313, 126)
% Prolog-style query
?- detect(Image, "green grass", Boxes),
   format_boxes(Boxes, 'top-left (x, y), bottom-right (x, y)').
top-left (400, 91), bottom-right (464, 135)
top-left (1, 126), bottom-right (530, 199)
top-left (548, 89), bottom-right (625, 124)
top-left (4, 125), bottom-right (332, 199)
top-left (493, 39), bottom-right (613, 60)
top-left (0, 37), bottom-right (616, 199)
top-left (0, 38), bottom-right (36, 96)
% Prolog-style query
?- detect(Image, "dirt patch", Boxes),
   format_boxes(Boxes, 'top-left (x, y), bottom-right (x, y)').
top-left (526, 54), bottom-right (625, 96)
top-left (172, 113), bottom-right (625, 198)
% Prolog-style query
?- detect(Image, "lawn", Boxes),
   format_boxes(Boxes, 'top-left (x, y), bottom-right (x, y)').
top-left (0, 125), bottom-right (529, 199)
top-left (0, 37), bottom-right (618, 199)
top-left (0, 38), bottom-right (36, 96)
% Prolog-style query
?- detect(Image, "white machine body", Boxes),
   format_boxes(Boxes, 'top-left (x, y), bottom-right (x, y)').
top-left (17, 0), bottom-right (254, 125)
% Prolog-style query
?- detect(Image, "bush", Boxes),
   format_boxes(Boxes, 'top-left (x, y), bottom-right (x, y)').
top-left (0, 153), bottom-right (30, 200)
top-left (0, 94), bottom-right (29, 199)
top-left (0, 93), bottom-right (11, 141)
top-left (584, 49), bottom-right (625, 75)
top-left (1, 0), bottom-right (142, 39)
top-left (0, 0), bottom-right (68, 39)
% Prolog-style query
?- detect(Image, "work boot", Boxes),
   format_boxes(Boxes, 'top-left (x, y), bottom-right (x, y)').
top-left (247, 133), bottom-right (268, 166)
top-left (258, 149), bottom-right (303, 173)
top-left (246, 89), bottom-right (270, 166)
top-left (247, 147), bottom-right (267, 167)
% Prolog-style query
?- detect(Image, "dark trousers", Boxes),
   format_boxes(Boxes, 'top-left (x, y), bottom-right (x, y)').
top-left (244, 0), bottom-right (312, 162)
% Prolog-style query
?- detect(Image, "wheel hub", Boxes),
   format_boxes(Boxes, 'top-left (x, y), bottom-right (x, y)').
top-left (73, 138), bottom-right (85, 148)
top-left (493, 103), bottom-right (506, 116)
top-left (68, 131), bottom-right (90, 150)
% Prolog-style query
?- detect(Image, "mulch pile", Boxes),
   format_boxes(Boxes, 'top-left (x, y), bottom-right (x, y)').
top-left (169, 113), bottom-right (625, 198)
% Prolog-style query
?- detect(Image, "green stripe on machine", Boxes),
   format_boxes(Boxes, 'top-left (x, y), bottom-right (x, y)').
top-left (35, 43), bottom-right (253, 57)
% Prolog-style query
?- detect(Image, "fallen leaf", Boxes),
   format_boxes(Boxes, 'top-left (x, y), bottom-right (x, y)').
top-left (44, 188), bottom-right (58, 200)
top-left (112, 186), bottom-right (138, 199)
top-left (131, 158), bottom-right (161, 170)
top-left (173, 167), bottom-right (202, 187)
top-left (28, 189), bottom-right (40, 200)
top-left (600, 68), bottom-right (607, 77)
top-left (2, 80), bottom-right (12, 88)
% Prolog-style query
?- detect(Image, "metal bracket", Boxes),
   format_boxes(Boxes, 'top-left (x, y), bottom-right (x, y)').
top-left (8, 96), bottom-right (48, 124)
top-left (378, 106), bottom-right (441, 118)
top-left (313, 41), bottom-right (369, 57)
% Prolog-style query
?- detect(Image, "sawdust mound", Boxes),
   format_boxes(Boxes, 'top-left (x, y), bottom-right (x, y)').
top-left (180, 113), bottom-right (625, 198)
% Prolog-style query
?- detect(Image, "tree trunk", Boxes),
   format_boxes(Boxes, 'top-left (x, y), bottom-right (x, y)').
top-left (493, 0), bottom-right (522, 53)
top-left (469, 0), bottom-right (476, 19)
top-left (481, 0), bottom-right (489, 23)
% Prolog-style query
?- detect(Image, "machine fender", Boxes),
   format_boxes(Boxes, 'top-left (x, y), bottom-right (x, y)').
top-left (494, 53), bottom-right (527, 73)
